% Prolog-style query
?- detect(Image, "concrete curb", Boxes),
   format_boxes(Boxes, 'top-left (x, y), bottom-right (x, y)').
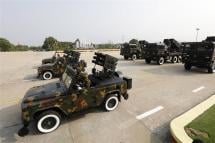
top-left (170, 94), bottom-right (215, 143)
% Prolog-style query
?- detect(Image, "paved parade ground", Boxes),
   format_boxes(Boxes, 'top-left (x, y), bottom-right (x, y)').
top-left (0, 51), bottom-right (214, 143)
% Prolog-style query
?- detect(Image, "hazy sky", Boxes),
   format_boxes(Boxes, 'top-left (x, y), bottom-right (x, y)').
top-left (0, 0), bottom-right (215, 46)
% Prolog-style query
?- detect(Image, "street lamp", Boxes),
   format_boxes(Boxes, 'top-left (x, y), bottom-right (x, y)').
top-left (196, 28), bottom-right (200, 42)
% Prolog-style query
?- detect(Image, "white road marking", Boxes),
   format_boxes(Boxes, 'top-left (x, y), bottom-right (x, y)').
top-left (192, 86), bottom-right (205, 93)
top-left (136, 106), bottom-right (164, 120)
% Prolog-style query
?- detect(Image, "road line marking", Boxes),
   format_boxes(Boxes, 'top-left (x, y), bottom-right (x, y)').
top-left (136, 106), bottom-right (164, 120)
top-left (192, 86), bottom-right (205, 93)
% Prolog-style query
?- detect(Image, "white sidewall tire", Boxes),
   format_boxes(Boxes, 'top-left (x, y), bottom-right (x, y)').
top-left (178, 56), bottom-right (182, 63)
top-left (105, 96), bottom-right (119, 111)
top-left (132, 54), bottom-right (137, 60)
top-left (43, 71), bottom-right (52, 80)
top-left (173, 56), bottom-right (177, 63)
top-left (159, 58), bottom-right (164, 65)
top-left (37, 114), bottom-right (60, 133)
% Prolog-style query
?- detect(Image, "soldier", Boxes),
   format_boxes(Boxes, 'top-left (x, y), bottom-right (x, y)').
top-left (75, 60), bottom-right (91, 88)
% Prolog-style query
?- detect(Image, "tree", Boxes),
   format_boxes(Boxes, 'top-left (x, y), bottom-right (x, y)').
top-left (14, 44), bottom-right (29, 51)
top-left (42, 37), bottom-right (59, 51)
top-left (0, 38), bottom-right (14, 51)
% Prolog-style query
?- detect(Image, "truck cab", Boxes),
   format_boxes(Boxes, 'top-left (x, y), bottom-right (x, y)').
top-left (182, 37), bottom-right (215, 73)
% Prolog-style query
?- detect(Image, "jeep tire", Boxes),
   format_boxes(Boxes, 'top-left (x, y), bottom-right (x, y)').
top-left (42, 71), bottom-right (53, 80)
top-left (36, 110), bottom-right (61, 134)
top-left (104, 95), bottom-right (119, 111)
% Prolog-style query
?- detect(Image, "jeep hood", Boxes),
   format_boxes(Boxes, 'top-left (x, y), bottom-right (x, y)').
top-left (23, 81), bottom-right (66, 103)
top-left (38, 63), bottom-right (55, 69)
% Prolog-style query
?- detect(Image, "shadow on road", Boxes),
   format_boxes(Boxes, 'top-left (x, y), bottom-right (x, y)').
top-left (23, 74), bottom-right (40, 81)
top-left (0, 103), bottom-right (104, 142)
top-left (0, 104), bottom-right (21, 143)
top-left (144, 65), bottom-right (210, 76)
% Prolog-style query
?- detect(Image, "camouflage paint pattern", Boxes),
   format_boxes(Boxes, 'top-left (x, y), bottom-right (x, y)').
top-left (21, 77), bottom-right (128, 125)
top-left (22, 52), bottom-right (131, 127)
top-left (38, 51), bottom-right (81, 78)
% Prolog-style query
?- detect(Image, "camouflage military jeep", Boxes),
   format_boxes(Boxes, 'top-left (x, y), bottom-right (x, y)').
top-left (18, 52), bottom-right (132, 136)
top-left (38, 51), bottom-right (80, 80)
top-left (42, 50), bottom-right (73, 65)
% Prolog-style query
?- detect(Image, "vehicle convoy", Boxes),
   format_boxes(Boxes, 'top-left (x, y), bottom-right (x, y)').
top-left (182, 36), bottom-right (215, 73)
top-left (120, 39), bottom-right (148, 60)
top-left (38, 50), bottom-right (80, 80)
top-left (18, 52), bottom-right (132, 136)
top-left (142, 39), bottom-right (182, 65)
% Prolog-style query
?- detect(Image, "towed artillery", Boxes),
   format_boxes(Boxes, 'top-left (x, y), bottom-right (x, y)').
top-left (182, 36), bottom-right (215, 73)
top-left (38, 50), bottom-right (80, 80)
top-left (142, 39), bottom-right (182, 65)
top-left (18, 52), bottom-right (132, 136)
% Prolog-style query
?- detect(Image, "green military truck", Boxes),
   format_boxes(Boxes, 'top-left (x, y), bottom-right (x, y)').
top-left (38, 51), bottom-right (80, 80)
top-left (18, 52), bottom-right (132, 136)
top-left (142, 39), bottom-right (182, 65)
top-left (182, 36), bottom-right (215, 73)
top-left (120, 39), bottom-right (148, 60)
top-left (120, 43), bottom-right (141, 60)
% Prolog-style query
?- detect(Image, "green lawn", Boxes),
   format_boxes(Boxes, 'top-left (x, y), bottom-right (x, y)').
top-left (185, 105), bottom-right (215, 143)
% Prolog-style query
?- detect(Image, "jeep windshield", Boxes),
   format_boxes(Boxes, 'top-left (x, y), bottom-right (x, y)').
top-left (61, 72), bottom-right (72, 89)
top-left (61, 66), bottom-right (76, 89)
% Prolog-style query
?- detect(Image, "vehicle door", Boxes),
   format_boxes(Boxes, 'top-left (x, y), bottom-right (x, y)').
top-left (63, 86), bottom-right (98, 113)
top-left (54, 58), bottom-right (66, 75)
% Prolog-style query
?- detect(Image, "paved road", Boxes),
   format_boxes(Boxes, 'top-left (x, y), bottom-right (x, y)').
top-left (0, 51), bottom-right (214, 143)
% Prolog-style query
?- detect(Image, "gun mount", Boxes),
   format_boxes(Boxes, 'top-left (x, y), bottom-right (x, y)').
top-left (92, 52), bottom-right (118, 78)
top-left (65, 50), bottom-right (80, 64)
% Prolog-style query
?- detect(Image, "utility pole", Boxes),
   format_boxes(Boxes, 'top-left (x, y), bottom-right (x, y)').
top-left (196, 28), bottom-right (200, 42)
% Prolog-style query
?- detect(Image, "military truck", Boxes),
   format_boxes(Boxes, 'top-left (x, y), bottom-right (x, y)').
top-left (120, 39), bottom-right (148, 60)
top-left (18, 52), bottom-right (132, 136)
top-left (182, 36), bottom-right (215, 73)
top-left (142, 39), bottom-right (182, 65)
top-left (38, 51), bottom-right (80, 80)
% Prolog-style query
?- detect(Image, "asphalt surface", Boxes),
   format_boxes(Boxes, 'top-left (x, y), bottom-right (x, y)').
top-left (0, 51), bottom-right (214, 143)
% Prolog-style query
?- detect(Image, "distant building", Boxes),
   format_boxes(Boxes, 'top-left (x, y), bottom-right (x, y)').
top-left (59, 38), bottom-right (81, 49)
top-left (74, 39), bottom-right (80, 48)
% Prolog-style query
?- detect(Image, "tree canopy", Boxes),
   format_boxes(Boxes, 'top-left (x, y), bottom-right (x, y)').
top-left (42, 37), bottom-right (59, 51)
top-left (42, 37), bottom-right (74, 51)
top-left (129, 39), bottom-right (139, 45)
top-left (0, 38), bottom-right (14, 51)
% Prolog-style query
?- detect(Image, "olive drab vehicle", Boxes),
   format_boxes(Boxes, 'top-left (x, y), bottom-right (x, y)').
top-left (182, 36), bottom-right (215, 73)
top-left (38, 51), bottom-right (80, 80)
top-left (142, 39), bottom-right (182, 65)
top-left (18, 52), bottom-right (132, 136)
top-left (120, 39), bottom-right (148, 60)
top-left (42, 50), bottom-right (71, 65)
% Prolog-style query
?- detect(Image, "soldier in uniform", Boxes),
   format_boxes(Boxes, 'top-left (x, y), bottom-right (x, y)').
top-left (75, 60), bottom-right (91, 88)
